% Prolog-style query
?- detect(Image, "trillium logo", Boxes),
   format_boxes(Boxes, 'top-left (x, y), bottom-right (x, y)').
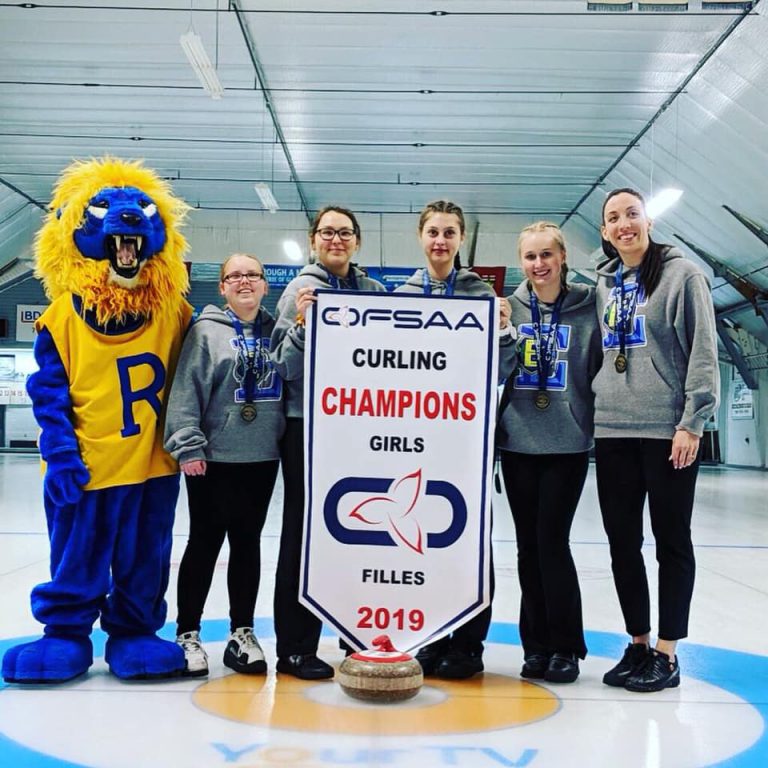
top-left (325, 305), bottom-right (353, 327)
top-left (349, 469), bottom-right (426, 553)
top-left (323, 471), bottom-right (467, 550)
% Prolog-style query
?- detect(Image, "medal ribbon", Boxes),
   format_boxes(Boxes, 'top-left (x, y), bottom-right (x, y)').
top-left (529, 289), bottom-right (564, 395)
top-left (319, 263), bottom-right (359, 291)
top-left (225, 308), bottom-right (263, 404)
top-left (422, 267), bottom-right (457, 296)
top-left (614, 262), bottom-right (639, 360)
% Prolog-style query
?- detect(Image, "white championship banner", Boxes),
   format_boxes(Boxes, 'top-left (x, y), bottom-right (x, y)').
top-left (301, 289), bottom-right (499, 651)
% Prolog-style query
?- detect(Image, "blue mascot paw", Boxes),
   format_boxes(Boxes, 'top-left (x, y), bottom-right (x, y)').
top-left (44, 451), bottom-right (90, 506)
top-left (2, 635), bottom-right (93, 684)
top-left (105, 635), bottom-right (185, 680)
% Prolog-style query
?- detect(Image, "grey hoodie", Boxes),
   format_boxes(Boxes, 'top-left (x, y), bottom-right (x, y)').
top-left (497, 283), bottom-right (602, 454)
top-left (164, 304), bottom-right (285, 463)
top-left (592, 246), bottom-right (719, 439)
top-left (396, 267), bottom-right (494, 297)
top-left (395, 267), bottom-right (517, 378)
top-left (270, 263), bottom-right (386, 418)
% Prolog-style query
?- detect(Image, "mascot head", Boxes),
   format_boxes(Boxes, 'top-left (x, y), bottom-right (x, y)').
top-left (35, 157), bottom-right (190, 325)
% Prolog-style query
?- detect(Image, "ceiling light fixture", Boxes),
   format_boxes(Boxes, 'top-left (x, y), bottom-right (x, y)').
top-left (180, 30), bottom-right (223, 100)
top-left (254, 182), bottom-right (279, 213)
top-left (283, 240), bottom-right (303, 262)
top-left (645, 188), bottom-right (683, 218)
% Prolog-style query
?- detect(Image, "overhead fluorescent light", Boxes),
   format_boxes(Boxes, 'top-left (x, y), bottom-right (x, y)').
top-left (283, 239), bottom-right (303, 262)
top-left (587, 2), bottom-right (632, 10)
top-left (180, 30), bottom-right (223, 100)
top-left (638, 1), bottom-right (688, 10)
top-left (646, 188), bottom-right (683, 217)
top-left (254, 182), bottom-right (279, 213)
top-left (703, 1), bottom-right (754, 9)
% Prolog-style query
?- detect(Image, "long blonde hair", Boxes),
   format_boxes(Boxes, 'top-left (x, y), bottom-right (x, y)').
top-left (517, 220), bottom-right (569, 289)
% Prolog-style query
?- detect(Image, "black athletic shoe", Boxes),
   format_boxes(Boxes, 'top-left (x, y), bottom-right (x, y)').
top-left (435, 649), bottom-right (484, 680)
top-left (544, 652), bottom-right (579, 683)
top-left (415, 638), bottom-right (450, 676)
top-left (624, 650), bottom-right (680, 692)
top-left (603, 643), bottom-right (651, 687)
top-left (276, 654), bottom-right (334, 680)
top-left (520, 653), bottom-right (550, 680)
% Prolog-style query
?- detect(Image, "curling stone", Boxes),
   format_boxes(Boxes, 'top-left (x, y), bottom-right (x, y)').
top-left (337, 635), bottom-right (423, 703)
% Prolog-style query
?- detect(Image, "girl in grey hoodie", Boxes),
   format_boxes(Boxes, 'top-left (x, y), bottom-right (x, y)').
top-left (269, 206), bottom-right (386, 680)
top-left (396, 200), bottom-right (516, 681)
top-left (497, 221), bottom-right (602, 685)
top-left (165, 253), bottom-right (285, 679)
top-left (593, 188), bottom-right (719, 693)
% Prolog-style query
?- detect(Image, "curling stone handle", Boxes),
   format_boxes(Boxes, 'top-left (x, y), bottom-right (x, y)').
top-left (371, 635), bottom-right (397, 653)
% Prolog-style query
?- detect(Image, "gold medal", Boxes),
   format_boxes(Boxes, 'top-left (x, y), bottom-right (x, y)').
top-left (240, 404), bottom-right (258, 422)
top-left (614, 353), bottom-right (627, 374)
top-left (534, 391), bottom-right (550, 410)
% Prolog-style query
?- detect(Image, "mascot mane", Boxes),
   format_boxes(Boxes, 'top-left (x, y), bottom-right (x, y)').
top-left (34, 157), bottom-right (190, 325)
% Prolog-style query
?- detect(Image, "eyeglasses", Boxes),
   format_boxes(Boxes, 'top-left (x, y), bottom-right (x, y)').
top-left (222, 272), bottom-right (265, 284)
top-left (316, 227), bottom-right (357, 242)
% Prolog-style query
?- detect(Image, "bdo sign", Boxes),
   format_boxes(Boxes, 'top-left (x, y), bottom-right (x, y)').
top-left (16, 304), bottom-right (47, 342)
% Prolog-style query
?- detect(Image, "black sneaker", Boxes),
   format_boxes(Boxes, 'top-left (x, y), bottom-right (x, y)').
top-left (415, 638), bottom-right (450, 676)
top-left (624, 650), bottom-right (680, 692)
top-left (544, 652), bottom-right (579, 683)
top-left (603, 643), bottom-right (651, 687)
top-left (435, 649), bottom-right (484, 680)
top-left (276, 654), bottom-right (334, 680)
top-left (520, 653), bottom-right (550, 680)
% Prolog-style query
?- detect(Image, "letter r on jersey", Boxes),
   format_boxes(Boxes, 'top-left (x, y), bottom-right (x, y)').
top-left (116, 353), bottom-right (166, 437)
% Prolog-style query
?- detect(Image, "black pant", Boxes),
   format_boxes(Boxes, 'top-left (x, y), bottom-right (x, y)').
top-left (177, 460), bottom-right (279, 634)
top-left (448, 559), bottom-right (495, 655)
top-left (176, 460), bottom-right (279, 634)
top-left (273, 418), bottom-right (323, 658)
top-left (500, 450), bottom-right (588, 659)
top-left (595, 438), bottom-right (698, 641)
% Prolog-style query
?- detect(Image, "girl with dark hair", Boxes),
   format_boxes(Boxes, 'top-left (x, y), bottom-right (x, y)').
top-left (593, 188), bottom-right (719, 692)
top-left (497, 221), bottom-right (602, 683)
top-left (270, 205), bottom-right (386, 680)
top-left (396, 200), bottom-right (515, 680)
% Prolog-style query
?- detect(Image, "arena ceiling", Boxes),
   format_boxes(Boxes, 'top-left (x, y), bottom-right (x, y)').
top-left (0, 0), bottom-right (766, 371)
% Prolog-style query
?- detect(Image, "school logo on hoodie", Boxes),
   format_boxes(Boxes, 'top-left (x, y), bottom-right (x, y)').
top-left (514, 324), bottom-right (571, 392)
top-left (229, 336), bottom-right (282, 402)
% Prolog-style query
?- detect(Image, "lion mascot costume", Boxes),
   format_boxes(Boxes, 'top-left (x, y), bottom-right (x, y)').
top-left (2, 157), bottom-right (194, 683)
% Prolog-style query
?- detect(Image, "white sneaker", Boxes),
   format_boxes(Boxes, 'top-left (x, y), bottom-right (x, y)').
top-left (177, 631), bottom-right (209, 677)
top-left (223, 627), bottom-right (267, 675)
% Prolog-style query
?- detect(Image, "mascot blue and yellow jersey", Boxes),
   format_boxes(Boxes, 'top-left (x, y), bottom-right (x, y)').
top-left (2, 157), bottom-right (193, 684)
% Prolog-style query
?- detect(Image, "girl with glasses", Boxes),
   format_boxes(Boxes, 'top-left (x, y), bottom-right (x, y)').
top-left (396, 200), bottom-right (516, 680)
top-left (270, 205), bottom-right (386, 680)
top-left (165, 252), bottom-right (284, 678)
top-left (593, 188), bottom-right (719, 692)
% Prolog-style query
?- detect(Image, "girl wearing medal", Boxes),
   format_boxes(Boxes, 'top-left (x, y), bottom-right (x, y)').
top-left (497, 221), bottom-right (602, 683)
top-left (593, 188), bottom-right (719, 692)
top-left (164, 253), bottom-right (285, 678)
top-left (396, 200), bottom-right (516, 680)
top-left (270, 206), bottom-right (386, 680)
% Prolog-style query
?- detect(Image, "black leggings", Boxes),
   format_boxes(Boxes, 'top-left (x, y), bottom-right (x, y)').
top-left (176, 460), bottom-right (279, 634)
top-left (273, 418), bottom-right (323, 658)
top-left (500, 450), bottom-right (588, 659)
top-left (595, 438), bottom-right (698, 641)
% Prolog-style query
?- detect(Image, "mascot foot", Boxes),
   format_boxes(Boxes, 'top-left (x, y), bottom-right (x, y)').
top-left (105, 635), bottom-right (185, 680)
top-left (2, 635), bottom-right (93, 684)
